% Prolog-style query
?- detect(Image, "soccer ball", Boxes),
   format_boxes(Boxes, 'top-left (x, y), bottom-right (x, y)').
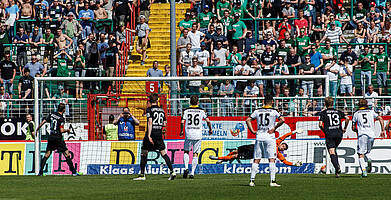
top-left (320, 165), bottom-right (327, 174)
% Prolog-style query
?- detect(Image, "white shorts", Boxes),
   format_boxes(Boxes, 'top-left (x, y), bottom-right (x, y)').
top-left (357, 135), bottom-right (375, 155)
top-left (253, 140), bottom-right (276, 159)
top-left (184, 139), bottom-right (201, 153)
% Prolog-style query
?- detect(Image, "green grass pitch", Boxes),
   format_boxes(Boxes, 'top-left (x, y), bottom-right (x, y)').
top-left (1, 174), bottom-right (390, 199)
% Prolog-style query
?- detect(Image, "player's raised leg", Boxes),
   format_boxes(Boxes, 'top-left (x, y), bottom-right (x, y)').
top-left (38, 151), bottom-right (52, 176)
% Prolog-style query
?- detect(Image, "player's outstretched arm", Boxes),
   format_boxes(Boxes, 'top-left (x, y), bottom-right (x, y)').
top-left (343, 116), bottom-right (350, 133)
top-left (246, 117), bottom-right (256, 134)
top-left (377, 116), bottom-right (386, 139)
top-left (180, 119), bottom-right (185, 137)
top-left (36, 120), bottom-right (47, 133)
top-left (205, 118), bottom-right (213, 135)
top-left (352, 122), bottom-right (358, 133)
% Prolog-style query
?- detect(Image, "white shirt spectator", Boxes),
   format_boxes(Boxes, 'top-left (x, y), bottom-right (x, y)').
top-left (365, 91), bottom-right (378, 108)
top-left (244, 85), bottom-right (259, 106)
top-left (196, 50), bottom-right (210, 67)
top-left (339, 64), bottom-right (353, 85)
top-left (188, 30), bottom-right (205, 49)
top-left (180, 50), bottom-right (194, 70)
top-left (187, 65), bottom-right (203, 86)
top-left (234, 64), bottom-right (251, 82)
top-left (213, 48), bottom-right (228, 66)
top-left (326, 62), bottom-right (339, 81)
top-left (324, 27), bottom-right (343, 44)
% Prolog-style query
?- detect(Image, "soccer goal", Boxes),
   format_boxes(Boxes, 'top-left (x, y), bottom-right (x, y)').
top-left (33, 75), bottom-right (337, 176)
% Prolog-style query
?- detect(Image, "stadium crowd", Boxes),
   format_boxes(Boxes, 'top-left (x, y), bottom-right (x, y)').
top-left (173, 0), bottom-right (391, 115)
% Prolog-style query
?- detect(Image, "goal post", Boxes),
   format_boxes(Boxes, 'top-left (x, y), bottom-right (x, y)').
top-left (33, 75), bottom-right (330, 175)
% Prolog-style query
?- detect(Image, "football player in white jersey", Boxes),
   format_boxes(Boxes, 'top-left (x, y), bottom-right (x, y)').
top-left (180, 95), bottom-right (212, 179)
top-left (246, 94), bottom-right (285, 187)
top-left (352, 99), bottom-right (385, 177)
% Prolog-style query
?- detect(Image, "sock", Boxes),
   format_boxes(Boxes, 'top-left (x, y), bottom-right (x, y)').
top-left (250, 163), bottom-right (258, 180)
top-left (162, 154), bottom-right (173, 172)
top-left (330, 154), bottom-right (340, 171)
top-left (191, 157), bottom-right (198, 175)
top-left (365, 153), bottom-right (372, 162)
top-left (269, 162), bottom-right (276, 182)
top-left (140, 155), bottom-right (147, 175)
top-left (217, 155), bottom-right (234, 161)
top-left (39, 156), bottom-right (48, 174)
top-left (227, 151), bottom-right (235, 156)
top-left (65, 156), bottom-right (76, 174)
top-left (359, 157), bottom-right (366, 173)
top-left (183, 153), bottom-right (189, 170)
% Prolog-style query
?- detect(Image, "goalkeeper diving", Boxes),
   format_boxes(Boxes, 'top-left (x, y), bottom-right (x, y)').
top-left (209, 129), bottom-right (304, 167)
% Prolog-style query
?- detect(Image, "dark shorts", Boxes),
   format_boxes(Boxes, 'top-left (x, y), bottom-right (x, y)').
top-left (325, 135), bottom-right (342, 149)
top-left (237, 144), bottom-right (254, 159)
top-left (141, 137), bottom-right (166, 151)
top-left (236, 81), bottom-right (247, 93)
top-left (46, 136), bottom-right (68, 153)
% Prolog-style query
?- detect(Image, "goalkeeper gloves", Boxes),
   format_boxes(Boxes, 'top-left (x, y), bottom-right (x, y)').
top-left (294, 161), bottom-right (303, 167)
top-left (293, 128), bottom-right (304, 135)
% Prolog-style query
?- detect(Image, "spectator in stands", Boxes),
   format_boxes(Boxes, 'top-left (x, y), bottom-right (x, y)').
top-left (299, 55), bottom-right (315, 97)
top-left (74, 49), bottom-right (86, 98)
top-left (303, 0), bottom-right (315, 32)
top-left (83, 33), bottom-right (96, 59)
top-left (350, 2), bottom-right (367, 29)
top-left (53, 85), bottom-right (70, 116)
top-left (243, 30), bottom-right (256, 57)
top-left (113, 107), bottom-right (140, 140)
top-left (216, 0), bottom-right (230, 20)
top-left (368, 2), bottom-right (381, 18)
top-left (0, 24), bottom-right (10, 50)
top-left (42, 28), bottom-right (54, 71)
top-left (178, 13), bottom-right (192, 35)
top-left (358, 46), bottom-right (375, 95)
top-left (319, 39), bottom-right (336, 65)
top-left (87, 42), bottom-right (101, 91)
top-left (205, 23), bottom-right (216, 49)
top-left (322, 6), bottom-right (333, 27)
top-left (60, 12), bottom-right (82, 52)
top-left (294, 10), bottom-right (309, 37)
top-left (29, 26), bottom-right (43, 55)
top-left (311, 16), bottom-right (325, 42)
top-left (366, 21), bottom-right (379, 48)
top-left (196, 42), bottom-right (210, 76)
top-left (250, 59), bottom-right (263, 97)
top-left (129, 15), bottom-right (150, 66)
top-left (352, 22), bottom-right (366, 52)
top-left (320, 21), bottom-right (349, 45)
top-left (19, 0), bottom-right (33, 34)
top-left (24, 54), bottom-right (45, 77)
top-left (273, 56), bottom-right (289, 99)
top-left (309, 45), bottom-right (324, 94)
top-left (260, 45), bottom-right (277, 94)
top-left (218, 79), bottom-right (234, 116)
top-left (374, 45), bottom-right (389, 95)
top-left (14, 27), bottom-right (28, 73)
top-left (0, 52), bottom-right (16, 98)
top-left (177, 29), bottom-right (190, 52)
top-left (284, 31), bottom-right (295, 48)
top-left (147, 60), bottom-right (163, 93)
top-left (163, 64), bottom-right (180, 94)
top-left (303, 99), bottom-right (321, 116)
top-left (198, 5), bottom-right (213, 34)
top-left (383, 3), bottom-right (391, 28)
top-left (296, 28), bottom-right (311, 59)
top-left (228, 13), bottom-right (247, 52)
top-left (199, 80), bottom-right (213, 115)
top-left (5, 0), bottom-right (19, 38)
top-left (211, 26), bottom-right (228, 51)
top-left (246, 45), bottom-right (260, 64)
top-left (228, 45), bottom-right (242, 67)
top-left (211, 40), bottom-right (228, 76)
top-left (116, 22), bottom-right (127, 45)
top-left (221, 10), bottom-right (233, 37)
top-left (276, 40), bottom-right (290, 59)
top-left (365, 85), bottom-right (378, 109)
top-left (325, 56), bottom-right (339, 97)
top-left (54, 50), bottom-right (72, 94)
top-left (55, 28), bottom-right (73, 54)
top-left (382, 21), bottom-right (391, 43)
top-left (48, 0), bottom-right (64, 33)
top-left (179, 43), bottom-right (194, 95)
top-left (339, 56), bottom-right (353, 107)
top-left (188, 23), bottom-right (205, 54)
top-left (64, 2), bottom-right (76, 17)
top-left (106, 40), bottom-right (119, 91)
top-left (327, 15), bottom-right (342, 28)
top-left (0, 85), bottom-right (11, 116)
top-left (98, 33), bottom-right (109, 69)
top-left (93, 2), bottom-right (108, 34)
top-left (18, 68), bottom-right (33, 102)
top-left (278, 16), bottom-right (292, 40)
top-left (188, 57), bottom-right (203, 95)
top-left (243, 80), bottom-right (258, 115)
top-left (262, 21), bottom-right (276, 40)
top-left (294, 88), bottom-right (308, 116)
top-left (280, 88), bottom-right (294, 116)
top-left (79, 2), bottom-right (94, 40)
top-left (339, 44), bottom-right (358, 94)
top-left (234, 59), bottom-right (251, 106)
top-left (336, 7), bottom-right (350, 30)
top-left (282, 1), bottom-right (295, 21)
top-left (261, 31), bottom-right (277, 51)
top-left (284, 48), bottom-right (302, 96)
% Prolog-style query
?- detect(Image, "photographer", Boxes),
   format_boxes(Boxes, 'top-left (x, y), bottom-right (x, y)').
top-left (113, 107), bottom-right (140, 140)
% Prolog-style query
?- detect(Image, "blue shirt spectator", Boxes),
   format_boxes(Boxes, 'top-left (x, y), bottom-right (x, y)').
top-left (24, 59), bottom-right (45, 77)
top-left (114, 107), bottom-right (140, 140)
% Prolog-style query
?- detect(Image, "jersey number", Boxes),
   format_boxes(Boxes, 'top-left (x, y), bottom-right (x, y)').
top-left (258, 113), bottom-right (270, 126)
top-left (51, 119), bottom-right (57, 130)
top-left (187, 114), bottom-right (200, 126)
top-left (362, 114), bottom-right (368, 124)
top-left (327, 113), bottom-right (340, 126)
top-left (152, 112), bottom-right (165, 125)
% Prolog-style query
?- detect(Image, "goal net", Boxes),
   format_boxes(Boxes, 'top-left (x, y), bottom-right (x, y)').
top-left (32, 75), bottom-right (347, 176)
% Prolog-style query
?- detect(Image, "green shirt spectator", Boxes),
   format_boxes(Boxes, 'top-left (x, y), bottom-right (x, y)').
top-left (198, 7), bottom-right (213, 29)
top-left (54, 51), bottom-right (72, 77)
top-left (216, 0), bottom-right (230, 18)
top-left (319, 45), bottom-right (337, 64)
top-left (178, 13), bottom-right (193, 34)
top-left (375, 52), bottom-right (388, 72)
top-left (228, 19), bottom-right (247, 40)
top-left (295, 35), bottom-right (311, 56)
top-left (359, 52), bottom-right (375, 71)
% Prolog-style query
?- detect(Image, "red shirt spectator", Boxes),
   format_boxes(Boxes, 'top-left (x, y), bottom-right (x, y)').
top-left (294, 10), bottom-right (309, 36)
top-left (278, 16), bottom-right (292, 40)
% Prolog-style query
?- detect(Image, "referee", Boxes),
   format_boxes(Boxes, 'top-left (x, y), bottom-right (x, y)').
top-left (318, 97), bottom-right (349, 178)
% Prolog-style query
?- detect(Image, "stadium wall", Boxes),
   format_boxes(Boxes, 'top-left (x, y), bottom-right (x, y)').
top-left (1, 139), bottom-right (391, 175)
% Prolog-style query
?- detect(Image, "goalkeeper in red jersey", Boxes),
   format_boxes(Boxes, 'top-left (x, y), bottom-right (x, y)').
top-left (209, 129), bottom-right (304, 167)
